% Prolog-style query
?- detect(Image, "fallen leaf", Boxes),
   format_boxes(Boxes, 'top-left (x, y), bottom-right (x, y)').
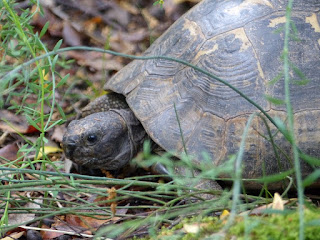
top-left (183, 223), bottom-right (200, 234)
top-left (142, 8), bottom-right (159, 29)
top-left (0, 142), bottom-right (19, 162)
top-left (66, 213), bottom-right (120, 229)
top-left (51, 125), bottom-right (66, 143)
top-left (272, 192), bottom-right (284, 211)
top-left (107, 187), bottom-right (117, 200)
top-left (101, 169), bottom-right (114, 178)
top-left (0, 131), bottom-right (9, 145)
top-left (37, 146), bottom-right (63, 159)
top-left (241, 197), bottom-right (289, 216)
top-left (19, 225), bottom-right (94, 240)
top-left (8, 199), bottom-right (42, 226)
top-left (183, 223), bottom-right (209, 234)
top-left (32, 6), bottom-right (63, 37)
top-left (118, 1), bottom-right (139, 15)
top-left (220, 209), bottom-right (230, 220)
top-left (40, 224), bottom-right (66, 240)
top-left (78, 58), bottom-right (123, 71)
top-left (66, 51), bottom-right (112, 62)
top-left (0, 110), bottom-right (31, 134)
top-left (117, 29), bottom-right (148, 43)
top-left (24, 137), bottom-right (63, 159)
top-left (25, 125), bottom-right (40, 134)
top-left (0, 231), bottom-right (24, 240)
top-left (100, 2), bottom-right (130, 27)
top-left (66, 50), bottom-right (124, 71)
top-left (108, 187), bottom-right (118, 216)
top-left (62, 21), bottom-right (82, 46)
top-left (41, 222), bottom-right (92, 240)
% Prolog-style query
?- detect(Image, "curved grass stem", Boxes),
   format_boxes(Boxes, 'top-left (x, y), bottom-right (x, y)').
top-left (283, 1), bottom-right (304, 239)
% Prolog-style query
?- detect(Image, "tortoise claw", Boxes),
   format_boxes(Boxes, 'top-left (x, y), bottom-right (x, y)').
top-left (151, 162), bottom-right (171, 180)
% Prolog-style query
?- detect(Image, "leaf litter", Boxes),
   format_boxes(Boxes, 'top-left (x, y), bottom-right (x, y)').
top-left (2, 0), bottom-right (319, 239)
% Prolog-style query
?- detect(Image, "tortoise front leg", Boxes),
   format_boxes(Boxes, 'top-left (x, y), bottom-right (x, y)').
top-left (81, 92), bottom-right (129, 117)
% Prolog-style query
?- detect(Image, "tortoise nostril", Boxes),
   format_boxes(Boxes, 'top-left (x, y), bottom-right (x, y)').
top-left (63, 136), bottom-right (79, 159)
top-left (67, 142), bottom-right (76, 149)
top-left (64, 135), bottom-right (79, 146)
top-left (64, 142), bottom-right (76, 159)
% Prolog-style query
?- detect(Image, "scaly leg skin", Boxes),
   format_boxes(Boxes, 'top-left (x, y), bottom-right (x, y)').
top-left (81, 92), bottom-right (128, 117)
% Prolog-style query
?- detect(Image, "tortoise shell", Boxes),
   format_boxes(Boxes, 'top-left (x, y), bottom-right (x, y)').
top-left (105, 0), bottom-right (320, 181)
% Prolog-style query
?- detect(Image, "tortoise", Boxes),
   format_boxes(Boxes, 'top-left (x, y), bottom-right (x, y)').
top-left (63, 0), bottom-right (320, 190)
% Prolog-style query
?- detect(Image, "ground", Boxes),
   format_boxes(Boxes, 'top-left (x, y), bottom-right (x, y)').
top-left (0, 0), bottom-right (319, 239)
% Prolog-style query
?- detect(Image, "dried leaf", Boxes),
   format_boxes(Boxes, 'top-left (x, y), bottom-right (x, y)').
top-left (108, 187), bottom-right (118, 216)
top-left (51, 125), bottom-right (66, 143)
top-left (241, 197), bottom-right (289, 216)
top-left (118, 29), bottom-right (148, 43)
top-left (36, 146), bottom-right (63, 159)
top-left (66, 214), bottom-right (119, 229)
top-left (62, 21), bottom-right (82, 46)
top-left (24, 137), bottom-right (62, 159)
top-left (66, 50), bottom-right (124, 71)
top-left (118, 1), bottom-right (139, 15)
top-left (8, 199), bottom-right (42, 226)
top-left (183, 223), bottom-right (209, 234)
top-left (78, 58), bottom-right (123, 71)
top-left (142, 8), bottom-right (159, 29)
top-left (41, 223), bottom-right (74, 239)
top-left (183, 223), bottom-right (201, 234)
top-left (220, 209), bottom-right (230, 220)
top-left (272, 192), bottom-right (284, 211)
top-left (101, 169), bottom-right (115, 178)
top-left (32, 6), bottom-right (62, 37)
top-left (0, 110), bottom-right (31, 133)
top-left (110, 202), bottom-right (117, 216)
top-left (1, 231), bottom-right (24, 240)
top-left (0, 142), bottom-right (19, 162)
top-left (101, 3), bottom-right (130, 27)
top-left (107, 187), bottom-right (117, 200)
top-left (83, 17), bottom-right (102, 35)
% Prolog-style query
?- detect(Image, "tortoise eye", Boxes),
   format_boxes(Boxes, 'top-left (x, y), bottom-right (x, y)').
top-left (87, 134), bottom-right (98, 144)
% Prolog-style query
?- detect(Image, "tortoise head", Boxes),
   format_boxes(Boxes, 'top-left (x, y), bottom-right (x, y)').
top-left (62, 110), bottom-right (146, 170)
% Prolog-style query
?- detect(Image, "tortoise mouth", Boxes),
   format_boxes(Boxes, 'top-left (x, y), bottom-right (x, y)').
top-left (63, 144), bottom-right (76, 160)
top-left (78, 156), bottom-right (127, 171)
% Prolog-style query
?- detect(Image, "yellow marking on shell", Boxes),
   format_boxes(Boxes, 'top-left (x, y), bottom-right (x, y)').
top-left (182, 18), bottom-right (205, 38)
top-left (256, 57), bottom-right (265, 79)
top-left (226, 0), bottom-right (273, 15)
top-left (194, 27), bottom-right (251, 61)
top-left (194, 44), bottom-right (218, 62)
top-left (250, 0), bottom-right (273, 7)
top-left (209, 82), bottom-right (219, 91)
top-left (268, 16), bottom-right (286, 28)
top-left (231, 28), bottom-right (251, 52)
top-left (305, 13), bottom-right (320, 33)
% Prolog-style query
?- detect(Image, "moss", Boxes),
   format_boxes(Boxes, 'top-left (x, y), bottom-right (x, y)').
top-left (132, 208), bottom-right (320, 239)
top-left (229, 209), bottom-right (320, 240)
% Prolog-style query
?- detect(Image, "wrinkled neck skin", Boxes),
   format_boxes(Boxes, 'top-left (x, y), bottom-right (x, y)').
top-left (110, 109), bottom-right (147, 165)
top-left (63, 109), bottom-right (148, 171)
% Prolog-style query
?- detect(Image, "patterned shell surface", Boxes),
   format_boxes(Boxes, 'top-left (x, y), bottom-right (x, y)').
top-left (105, 0), bottom-right (320, 179)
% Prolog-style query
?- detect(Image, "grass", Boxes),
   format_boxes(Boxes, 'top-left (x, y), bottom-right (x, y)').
top-left (132, 208), bottom-right (320, 240)
top-left (0, 0), bottom-right (320, 239)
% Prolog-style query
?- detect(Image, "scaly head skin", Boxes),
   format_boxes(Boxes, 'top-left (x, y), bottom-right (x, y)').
top-left (63, 109), bottom-right (147, 170)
